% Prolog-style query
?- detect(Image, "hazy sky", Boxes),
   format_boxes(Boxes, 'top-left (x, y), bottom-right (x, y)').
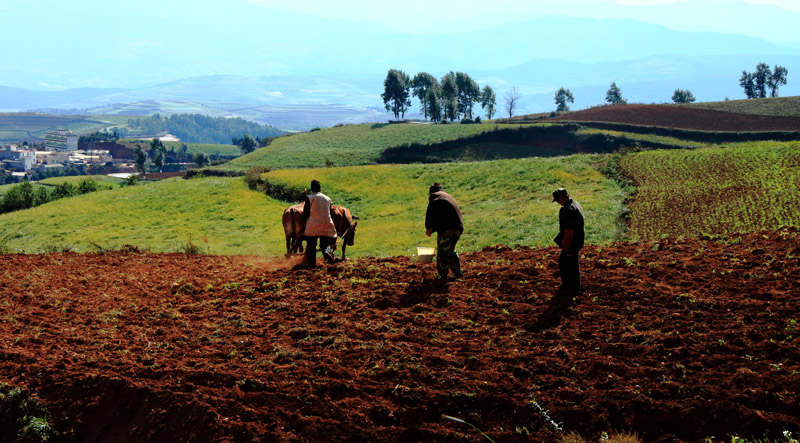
top-left (243, 0), bottom-right (800, 39)
top-left (2, 0), bottom-right (798, 43)
top-left (1, 0), bottom-right (798, 92)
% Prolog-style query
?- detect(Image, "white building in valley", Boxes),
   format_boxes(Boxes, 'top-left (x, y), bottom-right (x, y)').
top-left (44, 129), bottom-right (79, 151)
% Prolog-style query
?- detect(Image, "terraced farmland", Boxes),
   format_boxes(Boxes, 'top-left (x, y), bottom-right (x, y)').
top-left (621, 141), bottom-right (800, 240)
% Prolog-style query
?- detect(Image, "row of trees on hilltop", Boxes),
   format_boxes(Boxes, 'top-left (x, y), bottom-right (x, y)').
top-left (739, 63), bottom-right (788, 99)
top-left (385, 62), bottom-right (787, 120)
top-left (553, 82), bottom-right (697, 112)
top-left (382, 69), bottom-right (497, 122)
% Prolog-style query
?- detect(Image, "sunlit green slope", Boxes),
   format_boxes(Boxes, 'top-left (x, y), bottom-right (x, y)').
top-left (0, 156), bottom-right (625, 257)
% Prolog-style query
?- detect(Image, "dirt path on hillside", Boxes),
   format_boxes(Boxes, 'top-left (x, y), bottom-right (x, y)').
top-left (1, 228), bottom-right (798, 442)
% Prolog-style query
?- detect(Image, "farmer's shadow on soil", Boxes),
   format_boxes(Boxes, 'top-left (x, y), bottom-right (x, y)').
top-left (527, 292), bottom-right (577, 331)
top-left (401, 278), bottom-right (450, 306)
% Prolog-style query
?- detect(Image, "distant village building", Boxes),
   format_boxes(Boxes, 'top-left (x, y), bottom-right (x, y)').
top-left (69, 150), bottom-right (112, 165)
top-left (0, 145), bottom-right (36, 171)
top-left (81, 141), bottom-right (132, 162)
top-left (44, 129), bottom-right (79, 151)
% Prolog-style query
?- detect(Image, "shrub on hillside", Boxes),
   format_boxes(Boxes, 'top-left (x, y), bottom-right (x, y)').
top-left (122, 175), bottom-right (140, 187)
top-left (243, 167), bottom-right (305, 203)
top-left (459, 117), bottom-right (482, 124)
top-left (0, 179), bottom-right (109, 216)
top-left (184, 169), bottom-right (246, 179)
top-left (243, 166), bottom-right (271, 190)
top-left (0, 181), bottom-right (34, 213)
top-left (51, 183), bottom-right (76, 200)
top-left (77, 178), bottom-right (100, 194)
top-left (0, 382), bottom-right (60, 441)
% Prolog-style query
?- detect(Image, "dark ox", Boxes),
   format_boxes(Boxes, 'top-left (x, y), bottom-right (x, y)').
top-left (282, 204), bottom-right (358, 260)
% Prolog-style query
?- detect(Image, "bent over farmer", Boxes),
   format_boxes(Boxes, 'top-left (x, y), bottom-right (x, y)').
top-left (553, 187), bottom-right (585, 296)
top-left (425, 182), bottom-right (464, 279)
top-left (303, 179), bottom-right (337, 267)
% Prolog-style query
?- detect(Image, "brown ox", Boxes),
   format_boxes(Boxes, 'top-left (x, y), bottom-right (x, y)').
top-left (282, 204), bottom-right (359, 260)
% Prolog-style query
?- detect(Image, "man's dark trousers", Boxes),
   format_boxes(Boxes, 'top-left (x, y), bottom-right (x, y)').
top-left (437, 229), bottom-right (463, 278)
top-left (559, 251), bottom-right (580, 295)
top-left (306, 236), bottom-right (334, 267)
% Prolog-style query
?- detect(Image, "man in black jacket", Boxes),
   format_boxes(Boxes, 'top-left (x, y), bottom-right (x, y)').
top-left (553, 187), bottom-right (585, 296)
top-left (425, 183), bottom-right (464, 279)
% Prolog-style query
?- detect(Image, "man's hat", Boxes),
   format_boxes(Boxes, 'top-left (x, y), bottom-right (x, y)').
top-left (429, 182), bottom-right (442, 194)
top-left (552, 188), bottom-right (569, 202)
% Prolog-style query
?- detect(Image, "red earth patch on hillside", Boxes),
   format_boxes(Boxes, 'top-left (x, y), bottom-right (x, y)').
top-left (1, 228), bottom-right (799, 442)
top-left (550, 104), bottom-right (800, 132)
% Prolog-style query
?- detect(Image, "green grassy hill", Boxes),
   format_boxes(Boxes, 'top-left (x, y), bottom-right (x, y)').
top-left (0, 156), bottom-right (626, 257)
top-left (4, 113), bottom-right (798, 257)
top-left (118, 139), bottom-right (241, 158)
top-left (222, 122), bottom-right (510, 170)
top-left (684, 95), bottom-right (800, 117)
top-left (262, 155), bottom-right (624, 256)
top-left (0, 177), bottom-right (286, 255)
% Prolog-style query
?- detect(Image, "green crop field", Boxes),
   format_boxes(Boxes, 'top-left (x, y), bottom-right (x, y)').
top-left (0, 155), bottom-right (625, 256)
top-left (684, 95), bottom-right (800, 117)
top-left (163, 141), bottom-right (241, 157)
top-left (575, 128), bottom-right (711, 149)
top-left (620, 140), bottom-right (800, 240)
top-left (118, 139), bottom-right (241, 157)
top-left (222, 122), bottom-right (516, 170)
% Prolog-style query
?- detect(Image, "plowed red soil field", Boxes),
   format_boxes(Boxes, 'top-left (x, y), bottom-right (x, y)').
top-left (2, 228), bottom-right (799, 442)
top-left (550, 104), bottom-right (800, 132)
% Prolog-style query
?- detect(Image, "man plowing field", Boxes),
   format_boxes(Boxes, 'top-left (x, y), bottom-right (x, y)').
top-left (301, 179), bottom-right (337, 268)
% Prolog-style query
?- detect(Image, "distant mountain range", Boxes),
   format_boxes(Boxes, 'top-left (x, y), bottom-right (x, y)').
top-left (2, 11), bottom-right (799, 130)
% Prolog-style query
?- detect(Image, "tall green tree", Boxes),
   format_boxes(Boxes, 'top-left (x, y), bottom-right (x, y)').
top-left (554, 87), bottom-right (574, 112)
top-left (440, 72), bottom-right (459, 122)
top-left (425, 88), bottom-right (442, 122)
top-left (193, 153), bottom-right (209, 168)
top-left (504, 86), bottom-right (520, 118)
top-left (480, 85), bottom-right (497, 120)
top-left (754, 63), bottom-right (772, 98)
top-left (672, 89), bottom-right (696, 103)
top-left (411, 72), bottom-right (438, 121)
top-left (455, 72), bottom-right (480, 120)
top-left (381, 69), bottom-right (412, 120)
top-left (605, 82), bottom-right (626, 105)
top-left (149, 138), bottom-right (166, 173)
top-left (740, 70), bottom-right (756, 98)
top-left (239, 134), bottom-right (258, 155)
top-left (768, 65), bottom-right (788, 97)
top-left (132, 144), bottom-right (148, 177)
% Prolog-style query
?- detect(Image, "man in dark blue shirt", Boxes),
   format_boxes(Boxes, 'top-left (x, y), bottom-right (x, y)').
top-left (553, 188), bottom-right (585, 296)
